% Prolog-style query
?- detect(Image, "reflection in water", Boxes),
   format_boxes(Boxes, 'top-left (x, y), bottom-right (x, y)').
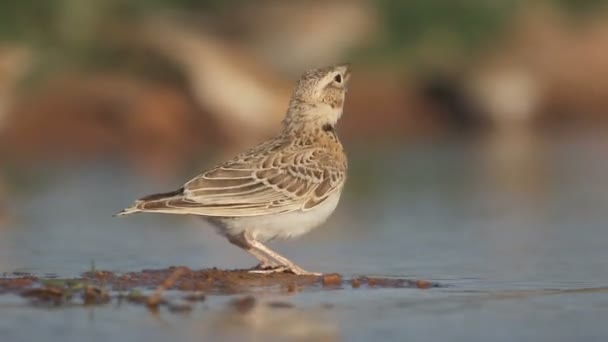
top-left (204, 297), bottom-right (339, 342)
top-left (0, 175), bottom-right (11, 273)
top-left (478, 127), bottom-right (547, 199)
top-left (475, 127), bottom-right (550, 281)
top-left (0, 178), bottom-right (7, 226)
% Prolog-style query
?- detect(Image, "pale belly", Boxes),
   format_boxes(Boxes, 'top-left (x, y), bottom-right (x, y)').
top-left (209, 191), bottom-right (342, 242)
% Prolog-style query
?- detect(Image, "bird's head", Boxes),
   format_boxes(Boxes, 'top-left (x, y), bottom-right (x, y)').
top-left (284, 63), bottom-right (351, 130)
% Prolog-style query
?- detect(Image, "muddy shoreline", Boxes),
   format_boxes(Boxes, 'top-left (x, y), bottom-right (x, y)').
top-left (0, 267), bottom-right (439, 310)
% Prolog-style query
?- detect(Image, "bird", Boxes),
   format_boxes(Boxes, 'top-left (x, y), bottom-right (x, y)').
top-left (116, 64), bottom-right (350, 276)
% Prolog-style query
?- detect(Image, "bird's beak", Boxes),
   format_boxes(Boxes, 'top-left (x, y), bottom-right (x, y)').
top-left (339, 63), bottom-right (351, 93)
top-left (341, 63), bottom-right (352, 83)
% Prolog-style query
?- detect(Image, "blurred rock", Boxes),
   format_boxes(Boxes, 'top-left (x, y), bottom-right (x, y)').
top-left (207, 0), bottom-right (378, 74)
top-left (0, 65), bottom-right (459, 168)
top-left (468, 66), bottom-right (541, 130)
top-left (142, 18), bottom-right (290, 148)
top-left (0, 73), bottom-right (219, 176)
top-left (341, 69), bottom-right (450, 142)
top-left (469, 6), bottom-right (608, 128)
top-left (0, 45), bottom-right (30, 131)
top-left (416, 73), bottom-right (486, 133)
top-left (140, 0), bottom-right (377, 147)
top-left (4, 2), bottom-right (608, 167)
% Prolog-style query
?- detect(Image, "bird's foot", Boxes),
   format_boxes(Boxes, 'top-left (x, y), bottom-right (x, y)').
top-left (249, 262), bottom-right (281, 271)
top-left (284, 265), bottom-right (322, 276)
top-left (248, 264), bottom-right (321, 276)
top-left (248, 266), bottom-right (289, 274)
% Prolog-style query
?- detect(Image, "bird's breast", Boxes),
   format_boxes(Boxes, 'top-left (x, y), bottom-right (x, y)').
top-left (211, 190), bottom-right (342, 242)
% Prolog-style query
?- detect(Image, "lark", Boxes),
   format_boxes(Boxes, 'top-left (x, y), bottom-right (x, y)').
top-left (116, 64), bottom-right (350, 276)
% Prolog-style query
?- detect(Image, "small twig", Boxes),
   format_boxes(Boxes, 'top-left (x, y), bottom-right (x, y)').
top-left (147, 267), bottom-right (187, 308)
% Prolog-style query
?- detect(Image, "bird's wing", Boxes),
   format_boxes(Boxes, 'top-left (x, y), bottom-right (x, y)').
top-left (129, 148), bottom-right (345, 217)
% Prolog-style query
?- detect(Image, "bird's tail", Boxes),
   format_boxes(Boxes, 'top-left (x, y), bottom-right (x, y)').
top-left (114, 187), bottom-right (188, 217)
top-left (113, 205), bottom-right (141, 217)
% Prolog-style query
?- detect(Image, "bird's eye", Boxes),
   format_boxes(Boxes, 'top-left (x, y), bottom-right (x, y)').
top-left (333, 73), bottom-right (342, 84)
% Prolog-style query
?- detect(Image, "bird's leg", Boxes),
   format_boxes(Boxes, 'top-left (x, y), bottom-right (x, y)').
top-left (226, 233), bottom-right (280, 270)
top-left (243, 234), bottom-right (321, 276)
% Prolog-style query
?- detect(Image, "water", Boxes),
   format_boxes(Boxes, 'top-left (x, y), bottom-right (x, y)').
top-left (1, 132), bottom-right (608, 341)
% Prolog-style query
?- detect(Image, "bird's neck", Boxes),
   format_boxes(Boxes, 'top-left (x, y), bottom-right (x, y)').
top-left (282, 100), bottom-right (342, 135)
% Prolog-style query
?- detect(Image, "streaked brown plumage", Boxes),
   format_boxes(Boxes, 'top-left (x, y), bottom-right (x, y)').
top-left (117, 63), bottom-right (351, 275)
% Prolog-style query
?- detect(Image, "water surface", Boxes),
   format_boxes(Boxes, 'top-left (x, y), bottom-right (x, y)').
top-left (1, 133), bottom-right (608, 341)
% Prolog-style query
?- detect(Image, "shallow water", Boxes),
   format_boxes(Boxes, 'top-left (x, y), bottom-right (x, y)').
top-left (1, 132), bottom-right (608, 341)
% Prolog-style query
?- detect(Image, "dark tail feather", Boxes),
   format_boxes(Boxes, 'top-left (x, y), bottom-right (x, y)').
top-left (114, 187), bottom-right (187, 216)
